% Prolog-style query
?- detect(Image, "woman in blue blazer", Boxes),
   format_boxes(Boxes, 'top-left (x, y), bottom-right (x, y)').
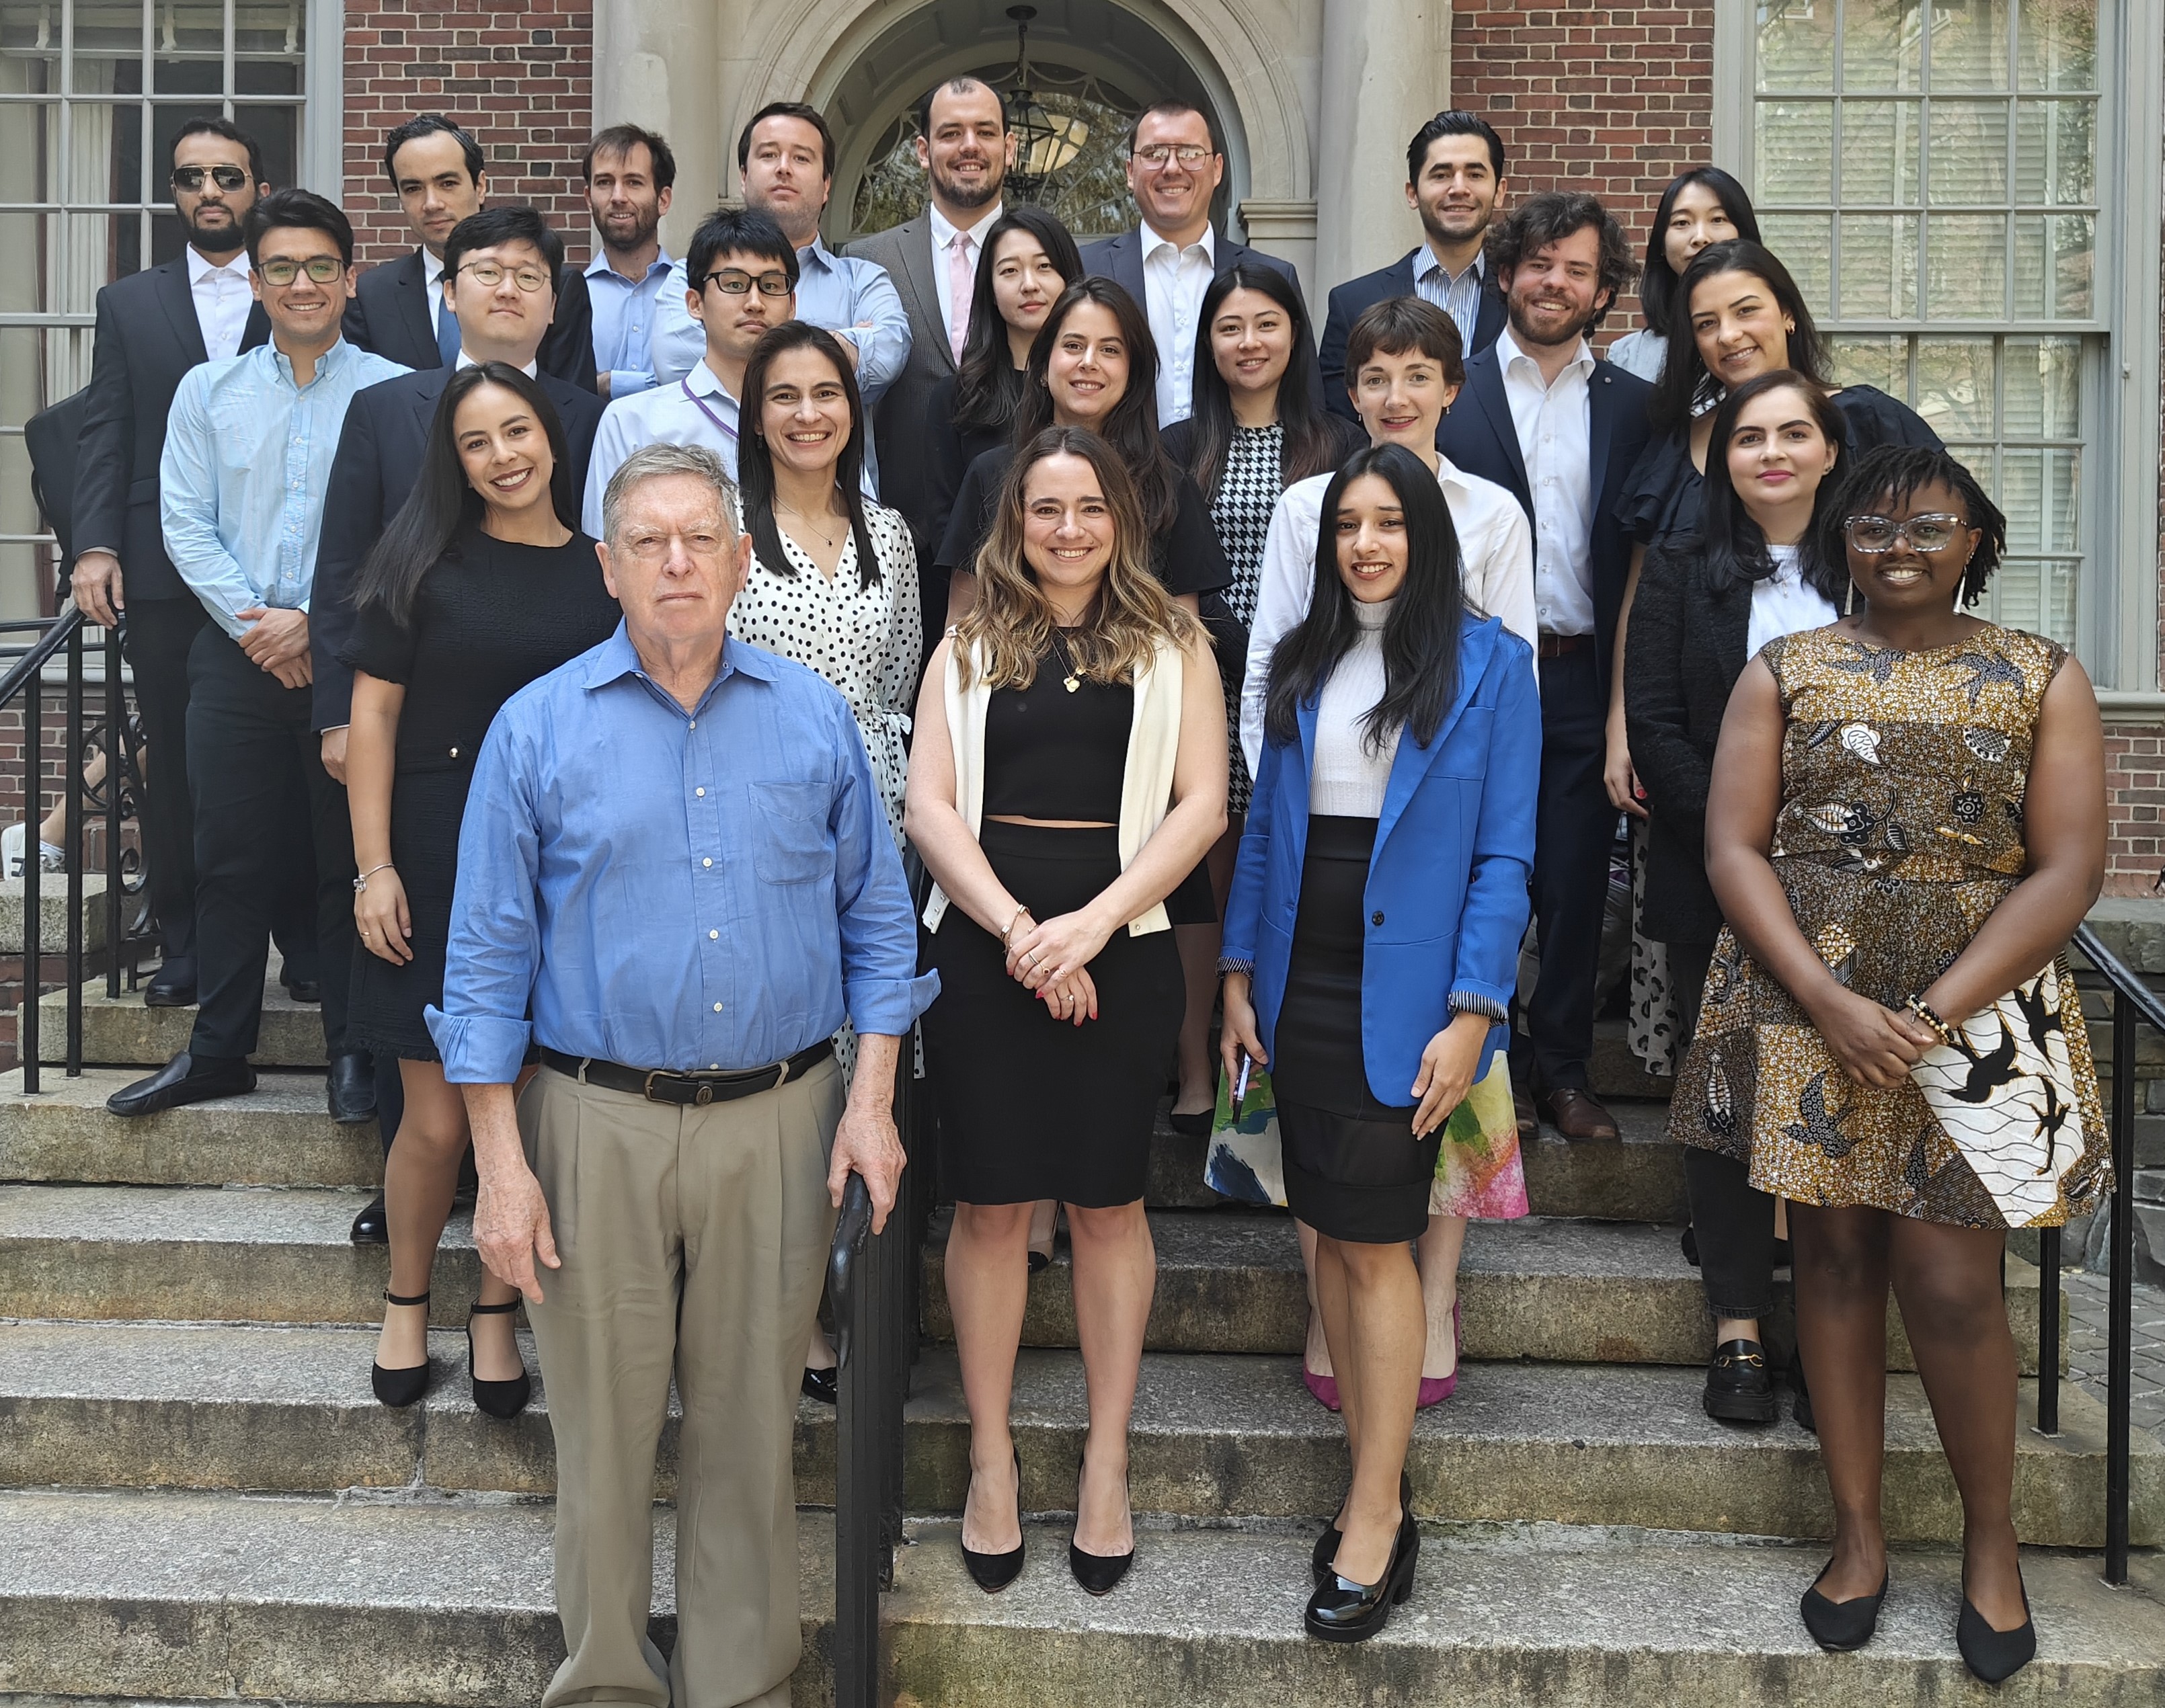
top-left (1221, 442), bottom-right (1538, 1642)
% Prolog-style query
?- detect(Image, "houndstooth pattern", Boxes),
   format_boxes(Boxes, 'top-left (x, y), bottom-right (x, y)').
top-left (1212, 425), bottom-right (1286, 815)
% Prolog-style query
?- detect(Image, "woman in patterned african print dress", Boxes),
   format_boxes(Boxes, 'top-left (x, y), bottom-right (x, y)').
top-left (1671, 445), bottom-right (2108, 1682)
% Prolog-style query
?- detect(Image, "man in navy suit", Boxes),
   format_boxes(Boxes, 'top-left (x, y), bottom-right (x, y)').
top-left (342, 114), bottom-right (596, 395)
top-left (1079, 99), bottom-right (1321, 425)
top-left (1435, 192), bottom-right (1653, 1142)
top-left (1320, 110), bottom-right (1509, 422)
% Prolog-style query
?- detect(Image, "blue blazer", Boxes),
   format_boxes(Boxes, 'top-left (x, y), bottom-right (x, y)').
top-left (1318, 249), bottom-right (1507, 422)
top-left (1222, 615), bottom-right (1540, 1104)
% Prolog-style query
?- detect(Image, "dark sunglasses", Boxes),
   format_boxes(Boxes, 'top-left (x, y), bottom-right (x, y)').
top-left (171, 164), bottom-right (250, 193)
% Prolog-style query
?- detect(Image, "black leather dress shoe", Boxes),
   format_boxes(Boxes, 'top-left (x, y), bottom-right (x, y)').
top-left (282, 975), bottom-right (322, 1004)
top-left (1704, 1338), bottom-right (1779, 1424)
top-left (327, 1053), bottom-right (378, 1124)
top-left (106, 1051), bottom-right (254, 1117)
top-left (1305, 1505), bottom-right (1418, 1642)
top-left (801, 1365), bottom-right (838, 1405)
top-left (350, 1194), bottom-right (389, 1245)
top-left (143, 956), bottom-right (198, 1008)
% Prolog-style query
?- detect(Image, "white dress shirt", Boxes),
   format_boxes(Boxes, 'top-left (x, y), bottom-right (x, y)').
top-left (455, 352), bottom-right (539, 378)
top-left (1747, 542), bottom-right (1839, 656)
top-left (1140, 220), bottom-right (1216, 425)
top-left (186, 244), bottom-right (253, 362)
top-left (928, 202), bottom-right (1002, 354)
top-left (1240, 456), bottom-right (1536, 774)
top-left (1309, 596), bottom-right (1400, 816)
top-left (1494, 325), bottom-right (1597, 638)
top-left (422, 246), bottom-right (447, 337)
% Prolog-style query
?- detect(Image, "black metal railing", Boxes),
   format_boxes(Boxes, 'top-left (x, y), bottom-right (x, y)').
top-left (2041, 924), bottom-right (2157, 1586)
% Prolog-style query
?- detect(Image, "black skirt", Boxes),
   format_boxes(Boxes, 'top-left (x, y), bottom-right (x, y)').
top-left (924, 821), bottom-right (1183, 1207)
top-left (347, 762), bottom-right (473, 1062)
top-left (1273, 815), bottom-right (1442, 1244)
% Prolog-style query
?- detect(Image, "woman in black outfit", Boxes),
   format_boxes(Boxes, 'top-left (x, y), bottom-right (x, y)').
top-left (347, 362), bottom-right (621, 1416)
top-left (1625, 370), bottom-right (1849, 1427)
top-left (908, 428), bottom-right (1226, 1598)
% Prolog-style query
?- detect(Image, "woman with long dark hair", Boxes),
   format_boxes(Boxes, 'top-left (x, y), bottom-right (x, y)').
top-left (346, 361), bottom-right (619, 1415)
top-left (908, 427), bottom-right (1226, 1597)
top-left (1605, 168), bottom-right (1760, 382)
top-left (1222, 442), bottom-right (1538, 1642)
top-left (1625, 370), bottom-right (1848, 1425)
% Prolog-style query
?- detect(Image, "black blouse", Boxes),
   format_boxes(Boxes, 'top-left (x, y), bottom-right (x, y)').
top-left (982, 639), bottom-right (1132, 822)
top-left (340, 526), bottom-right (622, 772)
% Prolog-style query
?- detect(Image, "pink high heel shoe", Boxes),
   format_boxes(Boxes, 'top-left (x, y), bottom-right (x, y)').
top-left (1416, 1299), bottom-right (1462, 1408)
top-left (1303, 1365), bottom-right (1341, 1412)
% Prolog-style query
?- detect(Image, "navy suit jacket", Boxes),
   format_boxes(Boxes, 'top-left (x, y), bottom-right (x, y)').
top-left (309, 366), bottom-right (603, 731)
top-left (1078, 226), bottom-right (1327, 409)
top-left (1318, 249), bottom-right (1506, 421)
top-left (342, 247), bottom-right (598, 395)
top-left (1433, 345), bottom-right (1654, 683)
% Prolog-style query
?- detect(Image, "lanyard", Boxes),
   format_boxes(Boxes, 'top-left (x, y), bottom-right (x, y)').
top-left (680, 377), bottom-right (738, 445)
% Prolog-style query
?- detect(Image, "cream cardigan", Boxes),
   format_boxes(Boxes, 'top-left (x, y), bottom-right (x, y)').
top-left (922, 634), bottom-right (1183, 937)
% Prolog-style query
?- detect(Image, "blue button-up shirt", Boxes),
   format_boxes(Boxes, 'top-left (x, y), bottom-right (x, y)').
top-left (160, 337), bottom-right (408, 639)
top-left (427, 625), bottom-right (935, 1083)
top-left (1414, 247), bottom-right (1489, 357)
top-left (585, 247), bottom-right (675, 399)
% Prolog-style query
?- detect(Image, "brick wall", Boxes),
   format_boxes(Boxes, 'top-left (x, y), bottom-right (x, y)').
top-left (2107, 724), bottom-right (2165, 897)
top-left (341, 0), bottom-right (596, 270)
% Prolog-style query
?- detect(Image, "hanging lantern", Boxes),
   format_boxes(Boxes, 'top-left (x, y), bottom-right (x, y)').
top-left (1003, 7), bottom-right (1089, 204)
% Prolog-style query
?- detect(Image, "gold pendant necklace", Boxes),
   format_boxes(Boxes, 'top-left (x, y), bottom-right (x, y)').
top-left (1054, 634), bottom-right (1081, 693)
top-left (777, 505), bottom-right (840, 551)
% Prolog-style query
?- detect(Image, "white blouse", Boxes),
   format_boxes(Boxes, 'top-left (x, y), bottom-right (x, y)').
top-left (1747, 541), bottom-right (1840, 657)
top-left (1309, 598), bottom-right (1400, 817)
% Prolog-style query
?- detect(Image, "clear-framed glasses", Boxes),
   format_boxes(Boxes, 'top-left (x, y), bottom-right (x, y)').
top-left (459, 260), bottom-right (553, 293)
top-left (1134, 144), bottom-right (1212, 169)
top-left (171, 164), bottom-right (249, 192)
top-left (1844, 513), bottom-right (1967, 555)
top-left (701, 268), bottom-right (793, 298)
top-left (255, 255), bottom-right (348, 287)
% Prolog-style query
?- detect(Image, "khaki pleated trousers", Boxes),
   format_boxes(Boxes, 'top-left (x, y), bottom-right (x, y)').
top-left (521, 1057), bottom-right (842, 1708)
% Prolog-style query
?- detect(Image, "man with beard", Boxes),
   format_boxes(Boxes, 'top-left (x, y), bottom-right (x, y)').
top-left (1320, 110), bottom-right (1510, 421)
top-left (73, 118), bottom-right (276, 1010)
top-left (1435, 192), bottom-right (1653, 1143)
top-left (1079, 99), bottom-right (1318, 426)
top-left (581, 124), bottom-right (676, 401)
top-left (842, 77), bottom-right (1011, 568)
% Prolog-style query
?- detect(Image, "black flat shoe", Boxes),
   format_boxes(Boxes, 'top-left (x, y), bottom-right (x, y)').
top-left (106, 1050), bottom-right (254, 1117)
top-left (1069, 1451), bottom-right (1134, 1596)
top-left (1305, 1504), bottom-right (1418, 1642)
top-left (350, 1193), bottom-right (388, 1245)
top-left (1312, 1470), bottom-right (1413, 1586)
top-left (466, 1299), bottom-right (530, 1418)
top-left (1027, 1248), bottom-right (1052, 1276)
top-left (1957, 1584), bottom-right (2036, 1683)
top-left (1800, 1563), bottom-right (1888, 1652)
top-left (1704, 1338), bottom-right (1778, 1424)
top-left (801, 1365), bottom-right (838, 1405)
top-left (371, 1289), bottom-right (432, 1408)
top-left (1166, 1108), bottom-right (1212, 1138)
top-left (961, 1447), bottom-right (1025, 1593)
top-left (282, 975), bottom-right (322, 1004)
top-left (143, 956), bottom-right (197, 1008)
top-left (1790, 1358), bottom-right (1816, 1434)
top-left (327, 1052), bottom-right (377, 1124)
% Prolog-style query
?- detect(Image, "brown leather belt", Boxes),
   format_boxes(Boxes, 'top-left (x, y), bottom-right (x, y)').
top-left (537, 1039), bottom-right (833, 1106)
top-left (1537, 632), bottom-right (1590, 659)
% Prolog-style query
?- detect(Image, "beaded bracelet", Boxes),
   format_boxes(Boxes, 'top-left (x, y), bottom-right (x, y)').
top-left (1904, 994), bottom-right (1961, 1049)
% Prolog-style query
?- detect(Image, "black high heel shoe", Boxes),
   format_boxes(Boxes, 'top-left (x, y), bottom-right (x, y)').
top-left (1304, 1500), bottom-right (1418, 1642)
top-left (1957, 1581), bottom-right (2035, 1683)
top-left (465, 1298), bottom-right (532, 1419)
top-left (371, 1289), bottom-right (432, 1408)
top-left (1799, 1562), bottom-right (1888, 1652)
top-left (1069, 1450), bottom-right (1134, 1596)
top-left (961, 1447), bottom-right (1025, 1593)
top-left (1312, 1470), bottom-right (1413, 1586)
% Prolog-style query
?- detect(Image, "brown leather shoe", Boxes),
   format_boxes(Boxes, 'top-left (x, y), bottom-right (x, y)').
top-left (1537, 1087), bottom-right (1620, 1141)
top-left (1512, 1090), bottom-right (1538, 1139)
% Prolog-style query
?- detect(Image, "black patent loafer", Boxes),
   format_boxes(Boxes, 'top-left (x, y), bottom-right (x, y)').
top-left (1312, 1470), bottom-right (1412, 1586)
top-left (1305, 1507), bottom-right (1418, 1643)
top-left (1703, 1338), bottom-right (1779, 1424)
top-left (1800, 1563), bottom-right (1888, 1652)
top-left (349, 1193), bottom-right (389, 1245)
top-left (801, 1365), bottom-right (838, 1406)
top-left (106, 1051), bottom-right (254, 1117)
top-left (143, 956), bottom-right (198, 1008)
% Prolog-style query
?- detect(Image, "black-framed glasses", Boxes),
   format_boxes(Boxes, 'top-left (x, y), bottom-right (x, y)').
top-left (255, 256), bottom-right (348, 287)
top-left (1844, 513), bottom-right (1967, 554)
top-left (457, 260), bottom-right (553, 294)
top-left (171, 164), bottom-right (249, 192)
top-left (699, 268), bottom-right (793, 298)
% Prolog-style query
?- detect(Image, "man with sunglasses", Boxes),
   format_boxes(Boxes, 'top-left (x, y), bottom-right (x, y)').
top-left (74, 118), bottom-right (280, 1011)
top-left (106, 190), bottom-right (405, 1121)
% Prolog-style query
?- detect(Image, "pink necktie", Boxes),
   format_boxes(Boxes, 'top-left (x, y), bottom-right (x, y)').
top-left (947, 231), bottom-right (975, 362)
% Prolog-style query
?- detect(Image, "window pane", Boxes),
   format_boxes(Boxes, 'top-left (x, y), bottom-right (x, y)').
top-left (2012, 212), bottom-right (2094, 317)
top-left (1842, 0), bottom-right (1926, 91)
top-left (1760, 212), bottom-right (1832, 307)
top-left (1757, 101), bottom-right (1836, 202)
top-left (1838, 212), bottom-right (1920, 317)
top-left (1924, 212), bottom-right (2007, 315)
top-left (1928, 0), bottom-right (2012, 90)
top-left (1758, 0), bottom-right (1838, 91)
top-left (1928, 100), bottom-right (2010, 203)
top-left (2018, 0), bottom-right (2098, 90)
top-left (1840, 100), bottom-right (1922, 204)
top-left (2002, 335), bottom-right (2082, 437)
top-left (233, 103), bottom-right (300, 186)
top-left (2012, 99), bottom-right (2095, 204)
top-left (1916, 337), bottom-right (1997, 438)
top-left (236, 1), bottom-right (306, 55)
top-left (1831, 334), bottom-right (1910, 395)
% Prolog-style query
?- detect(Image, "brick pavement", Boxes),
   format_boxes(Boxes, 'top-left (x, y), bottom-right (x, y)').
top-left (2063, 1270), bottom-right (2165, 1434)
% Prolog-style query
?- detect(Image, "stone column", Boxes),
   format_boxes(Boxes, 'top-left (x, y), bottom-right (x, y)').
top-left (592, 0), bottom-right (721, 258)
top-left (1312, 0), bottom-right (1449, 294)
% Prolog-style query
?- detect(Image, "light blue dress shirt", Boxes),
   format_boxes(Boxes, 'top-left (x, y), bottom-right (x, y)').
top-left (1413, 247), bottom-right (1489, 357)
top-left (427, 625), bottom-right (935, 1083)
top-left (584, 248), bottom-right (674, 399)
top-left (160, 337), bottom-right (409, 639)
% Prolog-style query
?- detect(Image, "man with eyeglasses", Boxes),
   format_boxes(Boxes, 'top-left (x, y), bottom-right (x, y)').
top-left (106, 190), bottom-right (405, 1121)
top-left (342, 114), bottom-right (597, 393)
top-left (1079, 99), bottom-right (1322, 425)
top-left (74, 118), bottom-right (280, 1012)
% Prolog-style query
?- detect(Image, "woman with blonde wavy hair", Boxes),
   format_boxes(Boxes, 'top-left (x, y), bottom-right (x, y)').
top-left (907, 425), bottom-right (1228, 1598)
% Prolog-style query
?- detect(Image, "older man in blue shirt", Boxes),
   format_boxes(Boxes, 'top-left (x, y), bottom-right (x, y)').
top-left (431, 440), bottom-right (931, 1708)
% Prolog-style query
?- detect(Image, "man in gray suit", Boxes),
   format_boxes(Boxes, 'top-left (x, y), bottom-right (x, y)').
top-left (844, 76), bottom-right (1013, 594)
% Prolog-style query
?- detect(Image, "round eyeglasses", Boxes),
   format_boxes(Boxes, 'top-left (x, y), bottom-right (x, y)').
top-left (1844, 514), bottom-right (1966, 555)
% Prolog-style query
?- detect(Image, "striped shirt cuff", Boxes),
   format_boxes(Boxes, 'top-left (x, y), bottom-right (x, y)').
top-left (1447, 989), bottom-right (1509, 1023)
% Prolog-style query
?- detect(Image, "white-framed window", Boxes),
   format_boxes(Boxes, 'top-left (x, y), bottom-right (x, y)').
top-left (1714, 0), bottom-right (2163, 688)
top-left (0, 0), bottom-right (330, 617)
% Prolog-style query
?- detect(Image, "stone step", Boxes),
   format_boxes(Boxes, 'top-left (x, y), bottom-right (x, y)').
top-left (3, 1485), bottom-right (2162, 1707)
top-left (920, 1209), bottom-right (2063, 1374)
top-left (0, 875), bottom-right (110, 955)
top-left (1591, 1016), bottom-right (1674, 1101)
top-left (0, 1323), bottom-right (2143, 1545)
top-left (0, 1069), bottom-right (377, 1187)
top-left (26, 960), bottom-right (327, 1069)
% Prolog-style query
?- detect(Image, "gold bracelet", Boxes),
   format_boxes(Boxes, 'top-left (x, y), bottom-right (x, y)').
top-left (1904, 994), bottom-right (1959, 1049)
top-left (1002, 906), bottom-right (1033, 949)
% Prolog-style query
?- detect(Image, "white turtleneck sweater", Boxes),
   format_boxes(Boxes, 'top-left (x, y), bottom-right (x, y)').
top-left (1308, 596), bottom-right (1400, 817)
